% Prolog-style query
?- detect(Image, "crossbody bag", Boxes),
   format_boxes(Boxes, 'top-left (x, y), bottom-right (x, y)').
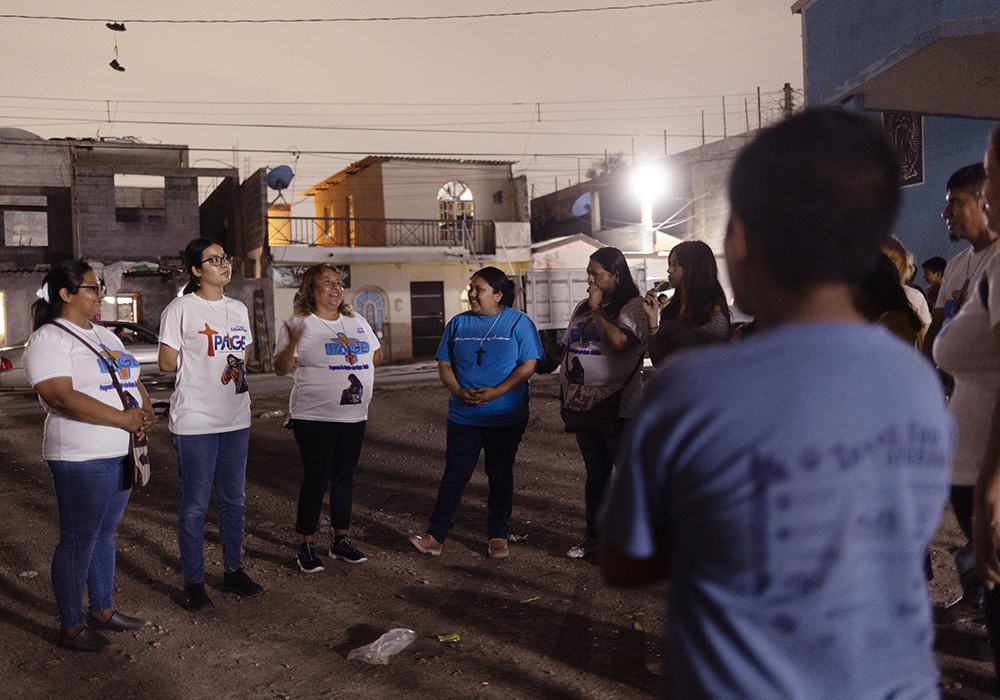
top-left (53, 321), bottom-right (151, 488)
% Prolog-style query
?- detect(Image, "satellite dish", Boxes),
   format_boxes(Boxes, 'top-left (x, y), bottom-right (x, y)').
top-left (267, 165), bottom-right (294, 191)
top-left (571, 192), bottom-right (592, 217)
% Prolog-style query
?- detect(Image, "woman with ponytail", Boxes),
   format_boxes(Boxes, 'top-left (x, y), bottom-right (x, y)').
top-left (23, 260), bottom-right (153, 651)
top-left (158, 238), bottom-right (263, 613)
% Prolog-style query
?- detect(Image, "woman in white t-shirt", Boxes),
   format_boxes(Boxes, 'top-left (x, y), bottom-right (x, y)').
top-left (23, 260), bottom-right (152, 652)
top-left (158, 238), bottom-right (262, 613)
top-left (559, 247), bottom-right (648, 560)
top-left (273, 264), bottom-right (382, 573)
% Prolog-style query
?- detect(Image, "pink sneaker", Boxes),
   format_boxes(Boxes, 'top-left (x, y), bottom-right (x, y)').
top-left (410, 534), bottom-right (443, 556)
top-left (488, 538), bottom-right (509, 559)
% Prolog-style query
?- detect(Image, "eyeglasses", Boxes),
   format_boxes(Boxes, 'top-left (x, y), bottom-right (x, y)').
top-left (78, 284), bottom-right (106, 294)
top-left (201, 254), bottom-right (234, 268)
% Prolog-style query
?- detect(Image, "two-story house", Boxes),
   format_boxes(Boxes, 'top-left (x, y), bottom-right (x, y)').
top-left (271, 156), bottom-right (532, 361)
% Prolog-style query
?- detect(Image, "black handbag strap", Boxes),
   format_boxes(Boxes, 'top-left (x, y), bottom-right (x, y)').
top-left (52, 320), bottom-right (132, 410)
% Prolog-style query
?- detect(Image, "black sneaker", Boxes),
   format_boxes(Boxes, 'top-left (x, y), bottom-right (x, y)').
top-left (222, 568), bottom-right (265, 597)
top-left (297, 542), bottom-right (325, 573)
top-left (330, 537), bottom-right (368, 564)
top-left (183, 582), bottom-right (215, 613)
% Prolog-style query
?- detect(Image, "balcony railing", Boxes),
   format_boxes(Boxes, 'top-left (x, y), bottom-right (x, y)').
top-left (268, 217), bottom-right (496, 254)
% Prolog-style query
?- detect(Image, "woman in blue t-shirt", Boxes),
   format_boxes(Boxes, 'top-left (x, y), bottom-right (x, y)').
top-left (409, 267), bottom-right (543, 559)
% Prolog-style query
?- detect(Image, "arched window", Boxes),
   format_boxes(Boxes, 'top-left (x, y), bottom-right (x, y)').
top-left (355, 289), bottom-right (386, 339)
top-left (437, 181), bottom-right (474, 241)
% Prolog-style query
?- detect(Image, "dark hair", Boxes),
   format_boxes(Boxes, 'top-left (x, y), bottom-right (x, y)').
top-left (182, 237), bottom-right (220, 295)
top-left (471, 266), bottom-right (515, 307)
top-left (588, 247), bottom-right (640, 319)
top-left (856, 252), bottom-right (922, 333)
top-left (32, 259), bottom-right (94, 330)
top-left (661, 240), bottom-right (730, 326)
top-left (992, 124), bottom-right (1000, 169)
top-left (921, 256), bottom-right (947, 275)
top-left (728, 107), bottom-right (900, 287)
top-left (946, 163), bottom-right (987, 196)
top-left (293, 263), bottom-right (354, 317)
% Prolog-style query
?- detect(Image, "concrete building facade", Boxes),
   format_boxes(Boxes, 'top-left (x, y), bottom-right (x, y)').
top-left (272, 157), bottom-right (532, 362)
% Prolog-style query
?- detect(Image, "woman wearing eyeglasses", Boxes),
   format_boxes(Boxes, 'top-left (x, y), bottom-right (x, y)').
top-left (23, 260), bottom-right (153, 651)
top-left (158, 238), bottom-right (263, 613)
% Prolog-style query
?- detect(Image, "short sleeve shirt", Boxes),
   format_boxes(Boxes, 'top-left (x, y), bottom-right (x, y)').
top-left (435, 307), bottom-right (543, 426)
top-left (937, 242), bottom-right (1000, 320)
top-left (275, 313), bottom-right (381, 423)
top-left (559, 296), bottom-right (648, 417)
top-left (934, 254), bottom-right (1000, 485)
top-left (601, 323), bottom-right (954, 699)
top-left (24, 322), bottom-right (140, 461)
top-left (159, 294), bottom-right (253, 435)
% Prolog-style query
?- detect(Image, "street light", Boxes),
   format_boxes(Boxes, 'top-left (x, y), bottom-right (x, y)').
top-left (629, 163), bottom-right (669, 232)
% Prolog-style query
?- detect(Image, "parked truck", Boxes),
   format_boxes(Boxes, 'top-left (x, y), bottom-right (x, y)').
top-left (518, 266), bottom-right (648, 374)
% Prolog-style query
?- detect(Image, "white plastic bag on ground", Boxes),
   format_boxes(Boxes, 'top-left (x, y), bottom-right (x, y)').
top-left (347, 628), bottom-right (417, 665)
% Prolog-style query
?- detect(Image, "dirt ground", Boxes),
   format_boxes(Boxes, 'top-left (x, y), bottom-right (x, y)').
top-left (0, 372), bottom-right (997, 699)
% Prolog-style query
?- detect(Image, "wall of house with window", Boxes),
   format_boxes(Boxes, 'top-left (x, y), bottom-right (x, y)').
top-left (307, 163), bottom-right (386, 247)
top-left (380, 160), bottom-right (523, 223)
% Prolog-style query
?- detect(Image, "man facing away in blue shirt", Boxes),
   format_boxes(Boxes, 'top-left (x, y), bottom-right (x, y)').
top-left (600, 108), bottom-right (956, 700)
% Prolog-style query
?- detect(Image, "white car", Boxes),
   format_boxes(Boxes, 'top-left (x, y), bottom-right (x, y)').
top-left (0, 321), bottom-right (172, 389)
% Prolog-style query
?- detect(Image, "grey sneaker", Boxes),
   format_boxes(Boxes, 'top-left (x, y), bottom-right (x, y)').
top-left (297, 542), bottom-right (325, 573)
top-left (330, 537), bottom-right (367, 564)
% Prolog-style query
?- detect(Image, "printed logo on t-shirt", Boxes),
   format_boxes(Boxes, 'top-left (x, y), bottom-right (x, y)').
top-left (197, 323), bottom-right (248, 357)
top-left (341, 373), bottom-right (364, 405)
top-left (325, 332), bottom-right (370, 365)
top-left (221, 354), bottom-right (249, 394)
top-left (570, 320), bottom-right (598, 349)
top-left (943, 279), bottom-right (971, 320)
top-left (95, 344), bottom-right (140, 380)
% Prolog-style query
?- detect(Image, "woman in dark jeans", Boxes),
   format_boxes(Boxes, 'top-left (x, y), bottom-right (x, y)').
top-left (409, 267), bottom-right (542, 559)
top-left (273, 263), bottom-right (382, 572)
top-left (560, 247), bottom-right (648, 559)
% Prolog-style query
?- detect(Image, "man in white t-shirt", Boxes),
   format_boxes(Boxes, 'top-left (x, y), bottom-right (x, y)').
top-left (923, 164), bottom-right (999, 621)
top-left (924, 163), bottom-right (999, 357)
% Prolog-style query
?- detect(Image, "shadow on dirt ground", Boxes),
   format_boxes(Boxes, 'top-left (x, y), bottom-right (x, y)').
top-left (0, 374), bottom-right (995, 699)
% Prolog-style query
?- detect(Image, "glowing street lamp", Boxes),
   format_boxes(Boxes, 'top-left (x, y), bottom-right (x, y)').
top-left (629, 163), bottom-right (669, 232)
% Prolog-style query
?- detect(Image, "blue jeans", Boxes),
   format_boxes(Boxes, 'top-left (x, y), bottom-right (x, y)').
top-left (427, 419), bottom-right (528, 543)
top-left (575, 424), bottom-right (625, 540)
top-left (49, 457), bottom-right (131, 630)
top-left (172, 428), bottom-right (250, 584)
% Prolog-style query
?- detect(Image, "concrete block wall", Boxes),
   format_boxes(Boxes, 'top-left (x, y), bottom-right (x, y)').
top-left (75, 173), bottom-right (200, 261)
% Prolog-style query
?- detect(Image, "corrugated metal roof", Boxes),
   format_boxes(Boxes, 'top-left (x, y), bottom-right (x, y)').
top-left (299, 154), bottom-right (516, 196)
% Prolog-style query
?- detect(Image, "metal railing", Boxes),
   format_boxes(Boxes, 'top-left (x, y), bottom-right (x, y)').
top-left (268, 217), bottom-right (496, 254)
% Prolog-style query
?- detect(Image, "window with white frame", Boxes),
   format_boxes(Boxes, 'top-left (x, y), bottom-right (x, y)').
top-left (438, 181), bottom-right (474, 241)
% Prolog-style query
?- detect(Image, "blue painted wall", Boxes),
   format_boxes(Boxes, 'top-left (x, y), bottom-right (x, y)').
top-left (893, 116), bottom-right (993, 273)
top-left (799, 0), bottom-right (998, 280)
top-left (801, 0), bottom-right (1000, 105)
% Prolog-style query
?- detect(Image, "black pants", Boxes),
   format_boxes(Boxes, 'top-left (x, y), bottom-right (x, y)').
top-left (426, 419), bottom-right (527, 543)
top-left (292, 419), bottom-right (367, 536)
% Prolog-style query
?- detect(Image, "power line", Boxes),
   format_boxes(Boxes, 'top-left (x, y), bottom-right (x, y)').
top-left (0, 2), bottom-right (720, 26)
top-left (0, 113), bottom-right (740, 139)
top-left (0, 90), bottom-right (773, 108)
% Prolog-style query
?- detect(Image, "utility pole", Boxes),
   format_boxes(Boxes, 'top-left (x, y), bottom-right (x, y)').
top-left (782, 82), bottom-right (794, 118)
top-left (701, 111), bottom-right (705, 145)
top-left (577, 158), bottom-right (581, 182)
top-left (757, 87), bottom-right (762, 129)
top-left (722, 96), bottom-right (727, 139)
top-left (745, 98), bottom-right (750, 132)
